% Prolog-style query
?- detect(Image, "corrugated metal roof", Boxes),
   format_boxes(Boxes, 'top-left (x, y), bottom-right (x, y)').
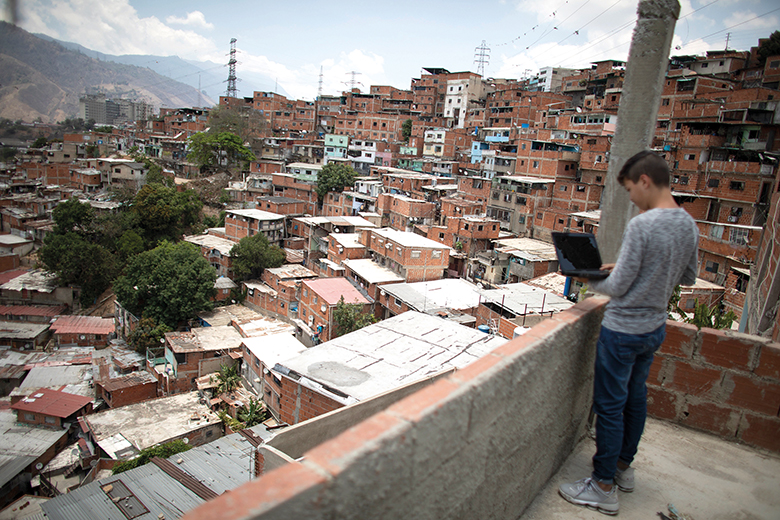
top-left (0, 321), bottom-right (50, 340)
top-left (11, 388), bottom-right (91, 417)
top-left (98, 372), bottom-right (157, 392)
top-left (19, 365), bottom-right (91, 391)
top-left (50, 316), bottom-right (115, 335)
top-left (0, 411), bottom-right (67, 488)
top-left (0, 304), bottom-right (66, 317)
top-left (0, 269), bottom-right (28, 286)
top-left (0, 270), bottom-right (58, 293)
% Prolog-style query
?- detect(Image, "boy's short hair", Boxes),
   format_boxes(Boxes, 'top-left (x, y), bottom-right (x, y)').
top-left (617, 150), bottom-right (670, 187)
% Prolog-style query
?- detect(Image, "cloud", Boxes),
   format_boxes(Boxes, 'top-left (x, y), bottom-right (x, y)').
top-left (214, 47), bottom-right (387, 100)
top-left (723, 10), bottom-right (779, 31)
top-left (166, 11), bottom-right (214, 30)
top-left (16, 0), bottom-right (217, 57)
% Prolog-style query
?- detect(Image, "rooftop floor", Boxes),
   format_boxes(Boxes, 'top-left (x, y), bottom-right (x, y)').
top-left (521, 417), bottom-right (780, 520)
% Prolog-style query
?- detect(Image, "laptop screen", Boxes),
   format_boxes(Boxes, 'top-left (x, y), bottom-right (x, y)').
top-left (552, 233), bottom-right (603, 272)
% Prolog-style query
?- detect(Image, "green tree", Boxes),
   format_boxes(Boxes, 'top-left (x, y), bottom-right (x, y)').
top-left (686, 299), bottom-right (738, 330)
top-left (85, 143), bottom-right (99, 158)
top-left (229, 233), bottom-right (286, 282)
top-left (757, 31), bottom-right (780, 67)
top-left (332, 295), bottom-right (376, 338)
top-left (114, 241), bottom-right (217, 328)
top-left (212, 363), bottom-right (240, 395)
top-left (112, 440), bottom-right (191, 475)
top-left (52, 198), bottom-right (94, 235)
top-left (401, 118), bottom-right (413, 141)
top-left (38, 232), bottom-right (118, 306)
top-left (127, 316), bottom-right (171, 354)
top-left (0, 147), bottom-right (17, 162)
top-left (315, 163), bottom-right (358, 204)
top-left (32, 136), bottom-right (48, 148)
top-left (131, 183), bottom-right (202, 245)
top-left (187, 131), bottom-right (256, 172)
top-left (237, 398), bottom-right (267, 428)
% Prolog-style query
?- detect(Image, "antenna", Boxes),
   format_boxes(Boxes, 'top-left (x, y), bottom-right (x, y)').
top-left (474, 40), bottom-right (490, 77)
top-left (226, 38), bottom-right (238, 98)
top-left (725, 32), bottom-right (731, 51)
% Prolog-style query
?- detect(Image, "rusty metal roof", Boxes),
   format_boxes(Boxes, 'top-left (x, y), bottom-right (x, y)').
top-left (0, 304), bottom-right (66, 317)
top-left (50, 315), bottom-right (115, 335)
top-left (11, 387), bottom-right (92, 417)
top-left (98, 372), bottom-right (157, 392)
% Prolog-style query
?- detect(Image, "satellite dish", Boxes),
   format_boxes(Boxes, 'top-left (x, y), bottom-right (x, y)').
top-left (36, 463), bottom-right (43, 470)
top-left (90, 460), bottom-right (97, 467)
top-left (71, 448), bottom-right (79, 456)
top-left (182, 438), bottom-right (189, 444)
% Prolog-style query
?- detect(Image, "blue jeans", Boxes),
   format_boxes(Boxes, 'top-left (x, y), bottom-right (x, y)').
top-left (592, 324), bottom-right (665, 483)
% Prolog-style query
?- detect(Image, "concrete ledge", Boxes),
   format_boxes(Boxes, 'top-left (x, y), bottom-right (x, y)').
top-left (183, 298), bottom-right (607, 520)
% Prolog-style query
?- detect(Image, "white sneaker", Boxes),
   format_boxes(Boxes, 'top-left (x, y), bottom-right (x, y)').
top-left (615, 466), bottom-right (634, 492)
top-left (559, 477), bottom-right (619, 516)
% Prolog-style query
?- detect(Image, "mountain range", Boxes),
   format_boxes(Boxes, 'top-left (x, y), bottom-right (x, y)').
top-left (0, 21), bottom-right (285, 123)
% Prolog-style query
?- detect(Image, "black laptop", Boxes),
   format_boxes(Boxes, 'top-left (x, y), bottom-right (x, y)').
top-left (551, 232), bottom-right (610, 280)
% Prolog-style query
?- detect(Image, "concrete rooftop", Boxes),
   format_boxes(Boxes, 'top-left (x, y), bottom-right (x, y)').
top-left (521, 417), bottom-right (780, 520)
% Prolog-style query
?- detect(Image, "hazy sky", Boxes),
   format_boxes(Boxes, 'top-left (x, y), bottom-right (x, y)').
top-left (6, 0), bottom-right (779, 100)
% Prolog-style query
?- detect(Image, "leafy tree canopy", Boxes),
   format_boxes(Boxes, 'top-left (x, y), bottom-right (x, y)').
top-left (229, 232), bottom-right (286, 282)
top-left (238, 398), bottom-right (267, 428)
top-left (212, 363), bottom-right (240, 395)
top-left (38, 232), bottom-right (118, 306)
top-left (52, 198), bottom-right (94, 235)
top-left (32, 136), bottom-right (48, 148)
top-left (402, 119), bottom-right (413, 141)
top-left (131, 183), bottom-right (202, 245)
top-left (187, 131), bottom-right (256, 172)
top-left (114, 241), bottom-right (217, 328)
top-left (112, 440), bottom-right (191, 475)
top-left (127, 316), bottom-right (171, 354)
top-left (315, 163), bottom-right (358, 203)
top-left (757, 31), bottom-right (780, 67)
top-left (332, 295), bottom-right (376, 338)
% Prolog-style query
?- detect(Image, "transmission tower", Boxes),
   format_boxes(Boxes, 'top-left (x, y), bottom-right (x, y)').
top-left (344, 71), bottom-right (363, 91)
top-left (318, 66), bottom-right (324, 99)
top-left (226, 38), bottom-right (238, 98)
top-left (474, 40), bottom-right (490, 77)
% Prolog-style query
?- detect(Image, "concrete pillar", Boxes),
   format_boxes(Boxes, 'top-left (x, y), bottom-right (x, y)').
top-left (598, 0), bottom-right (681, 262)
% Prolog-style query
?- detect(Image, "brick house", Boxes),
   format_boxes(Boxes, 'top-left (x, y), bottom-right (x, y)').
top-left (184, 233), bottom-right (237, 279)
top-left (49, 315), bottom-right (115, 347)
top-left (360, 228), bottom-right (451, 283)
top-left (299, 277), bottom-right (371, 343)
top-left (240, 333), bottom-right (307, 421)
top-left (11, 388), bottom-right (92, 429)
top-left (96, 371), bottom-right (159, 408)
top-left (224, 209), bottom-right (285, 246)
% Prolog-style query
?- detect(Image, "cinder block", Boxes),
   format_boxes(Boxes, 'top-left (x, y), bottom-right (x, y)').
top-left (725, 374), bottom-right (780, 417)
top-left (681, 398), bottom-right (741, 437)
top-left (661, 320), bottom-right (700, 359)
top-left (698, 328), bottom-right (762, 370)
top-left (738, 412), bottom-right (780, 453)
top-left (664, 359), bottom-right (723, 398)
top-left (755, 343), bottom-right (780, 381)
top-left (647, 385), bottom-right (679, 420)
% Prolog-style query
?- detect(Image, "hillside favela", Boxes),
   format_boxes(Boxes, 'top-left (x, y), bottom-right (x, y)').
top-left (0, 1), bottom-right (779, 519)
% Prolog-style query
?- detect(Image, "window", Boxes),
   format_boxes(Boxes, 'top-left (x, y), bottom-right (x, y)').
top-left (577, 185), bottom-right (586, 192)
top-left (596, 176), bottom-right (602, 182)
top-left (532, 161), bottom-right (539, 168)
top-left (394, 297), bottom-right (402, 307)
top-left (24, 413), bottom-right (35, 421)
top-left (735, 274), bottom-right (749, 293)
top-left (516, 196), bottom-right (526, 205)
top-left (439, 232), bottom-right (445, 239)
top-left (432, 250), bottom-right (442, 258)
top-left (596, 155), bottom-right (603, 163)
top-left (518, 215), bottom-right (526, 224)
top-left (411, 250), bottom-right (421, 258)
top-left (709, 225), bottom-right (724, 240)
top-left (705, 260), bottom-right (719, 273)
top-left (560, 185), bottom-right (568, 191)
top-left (730, 227), bottom-right (749, 245)
top-left (729, 181), bottom-right (745, 191)
top-left (662, 99), bottom-right (670, 106)
top-left (537, 212), bottom-right (543, 219)
top-left (707, 179), bottom-right (719, 188)
top-left (684, 154), bottom-right (696, 161)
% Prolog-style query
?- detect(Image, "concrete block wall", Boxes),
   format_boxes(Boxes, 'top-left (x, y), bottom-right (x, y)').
top-left (182, 297), bottom-right (606, 520)
top-left (647, 320), bottom-right (780, 453)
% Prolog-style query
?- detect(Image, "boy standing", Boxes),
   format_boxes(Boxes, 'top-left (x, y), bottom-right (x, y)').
top-left (558, 151), bottom-right (699, 515)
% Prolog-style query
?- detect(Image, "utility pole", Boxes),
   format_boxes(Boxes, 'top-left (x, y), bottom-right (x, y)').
top-left (725, 32), bottom-right (731, 51)
top-left (318, 66), bottom-right (324, 99)
top-left (226, 38), bottom-right (238, 98)
top-left (474, 40), bottom-right (491, 77)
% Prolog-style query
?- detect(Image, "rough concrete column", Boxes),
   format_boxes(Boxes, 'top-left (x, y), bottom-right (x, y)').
top-left (598, 0), bottom-right (681, 262)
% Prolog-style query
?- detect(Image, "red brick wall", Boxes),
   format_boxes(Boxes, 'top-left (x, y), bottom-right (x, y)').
top-left (278, 376), bottom-right (344, 425)
top-left (99, 380), bottom-right (158, 408)
top-left (648, 320), bottom-right (780, 453)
